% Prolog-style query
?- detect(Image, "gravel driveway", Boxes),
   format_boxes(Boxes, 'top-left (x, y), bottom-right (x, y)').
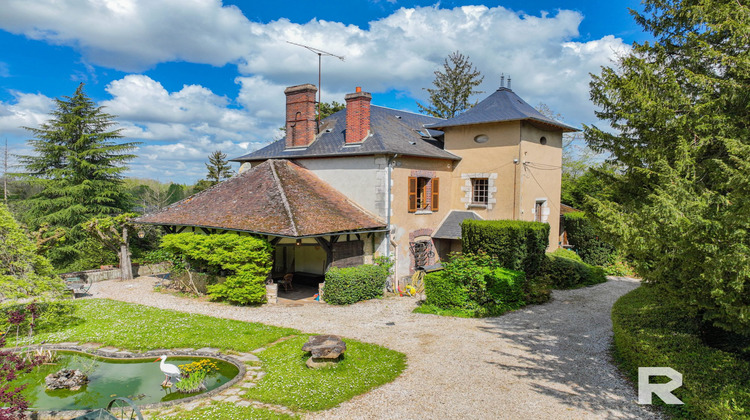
top-left (88, 276), bottom-right (659, 419)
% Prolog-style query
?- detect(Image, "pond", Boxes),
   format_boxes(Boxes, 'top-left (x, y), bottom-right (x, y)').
top-left (13, 351), bottom-right (240, 411)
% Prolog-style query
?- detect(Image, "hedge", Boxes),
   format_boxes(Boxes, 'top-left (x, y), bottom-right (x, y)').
top-left (323, 264), bottom-right (388, 305)
top-left (562, 212), bottom-right (614, 266)
top-left (461, 219), bottom-right (550, 276)
top-left (541, 254), bottom-right (606, 289)
top-left (612, 286), bottom-right (750, 418)
top-left (423, 253), bottom-right (526, 317)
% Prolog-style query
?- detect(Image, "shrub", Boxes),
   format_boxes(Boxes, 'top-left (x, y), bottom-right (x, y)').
top-left (422, 252), bottom-right (525, 317)
top-left (0, 300), bottom-right (76, 342)
top-left (160, 233), bottom-right (272, 305)
top-left (549, 247), bottom-right (582, 262)
top-left (612, 286), bottom-right (750, 418)
top-left (562, 212), bottom-right (614, 266)
top-left (323, 264), bottom-right (388, 305)
top-left (461, 219), bottom-right (549, 277)
top-left (541, 254), bottom-right (606, 289)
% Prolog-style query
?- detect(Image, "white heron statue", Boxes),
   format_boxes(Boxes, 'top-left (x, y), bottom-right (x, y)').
top-left (154, 355), bottom-right (182, 387)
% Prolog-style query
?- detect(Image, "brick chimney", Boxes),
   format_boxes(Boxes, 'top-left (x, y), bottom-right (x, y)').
top-left (345, 87), bottom-right (371, 144)
top-left (284, 84), bottom-right (318, 148)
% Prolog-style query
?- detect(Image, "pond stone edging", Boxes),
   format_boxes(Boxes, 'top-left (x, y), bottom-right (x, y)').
top-left (21, 343), bottom-right (248, 420)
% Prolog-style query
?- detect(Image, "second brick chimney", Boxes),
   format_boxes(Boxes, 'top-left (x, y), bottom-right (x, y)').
top-left (284, 84), bottom-right (318, 148)
top-left (345, 87), bottom-right (371, 144)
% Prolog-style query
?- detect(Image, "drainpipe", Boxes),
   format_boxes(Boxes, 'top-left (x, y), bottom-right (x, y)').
top-left (385, 154), bottom-right (399, 258)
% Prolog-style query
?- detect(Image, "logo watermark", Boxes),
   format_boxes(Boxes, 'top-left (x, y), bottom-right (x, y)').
top-left (638, 367), bottom-right (684, 405)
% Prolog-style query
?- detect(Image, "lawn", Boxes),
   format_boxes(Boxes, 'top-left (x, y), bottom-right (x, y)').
top-left (7, 299), bottom-right (406, 417)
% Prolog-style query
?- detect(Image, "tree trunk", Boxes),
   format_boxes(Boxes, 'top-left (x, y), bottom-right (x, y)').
top-left (120, 226), bottom-right (133, 281)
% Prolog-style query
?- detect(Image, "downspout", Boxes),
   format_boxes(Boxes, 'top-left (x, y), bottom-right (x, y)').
top-left (385, 154), bottom-right (399, 258)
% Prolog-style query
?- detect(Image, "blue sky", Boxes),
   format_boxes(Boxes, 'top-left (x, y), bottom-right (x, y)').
top-left (0, 0), bottom-right (647, 183)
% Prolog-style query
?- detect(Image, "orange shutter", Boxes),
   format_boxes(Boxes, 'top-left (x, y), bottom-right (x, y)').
top-left (431, 177), bottom-right (439, 211)
top-left (408, 177), bottom-right (417, 213)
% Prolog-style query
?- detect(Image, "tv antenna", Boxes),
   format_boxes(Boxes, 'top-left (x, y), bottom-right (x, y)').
top-left (286, 41), bottom-right (345, 124)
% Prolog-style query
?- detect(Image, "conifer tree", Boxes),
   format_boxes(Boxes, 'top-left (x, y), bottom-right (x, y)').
top-left (417, 51), bottom-right (484, 118)
top-left (17, 83), bottom-right (139, 270)
top-left (205, 150), bottom-right (233, 185)
top-left (585, 0), bottom-right (750, 334)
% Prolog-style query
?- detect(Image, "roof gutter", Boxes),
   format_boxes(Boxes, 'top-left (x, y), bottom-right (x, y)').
top-left (132, 221), bottom-right (388, 239)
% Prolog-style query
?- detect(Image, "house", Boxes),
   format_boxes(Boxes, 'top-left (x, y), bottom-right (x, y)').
top-left (136, 82), bottom-right (576, 283)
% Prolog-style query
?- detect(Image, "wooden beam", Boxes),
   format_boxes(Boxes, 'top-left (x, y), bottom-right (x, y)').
top-left (176, 226), bottom-right (186, 233)
top-left (270, 237), bottom-right (282, 246)
top-left (315, 236), bottom-right (333, 271)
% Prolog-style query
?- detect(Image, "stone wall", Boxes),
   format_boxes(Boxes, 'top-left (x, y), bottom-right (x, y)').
top-left (60, 262), bottom-right (172, 283)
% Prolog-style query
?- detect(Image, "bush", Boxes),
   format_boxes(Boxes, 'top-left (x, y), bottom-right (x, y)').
top-left (612, 286), bottom-right (750, 418)
top-left (461, 219), bottom-right (549, 277)
top-left (160, 233), bottom-right (272, 305)
top-left (422, 253), bottom-right (526, 317)
top-left (323, 264), bottom-right (388, 305)
top-left (562, 212), bottom-right (614, 266)
top-left (541, 254), bottom-right (606, 289)
top-left (549, 247), bottom-right (583, 262)
top-left (0, 300), bottom-right (76, 339)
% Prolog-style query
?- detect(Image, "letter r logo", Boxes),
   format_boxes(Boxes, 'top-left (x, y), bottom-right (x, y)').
top-left (638, 367), bottom-right (684, 405)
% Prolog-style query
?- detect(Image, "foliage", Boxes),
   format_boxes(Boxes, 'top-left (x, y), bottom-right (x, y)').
top-left (14, 299), bottom-right (296, 352)
top-left (536, 103), bottom-right (595, 179)
top-left (151, 401), bottom-right (298, 420)
top-left (318, 101), bottom-right (345, 120)
top-left (548, 247), bottom-right (582, 263)
top-left (584, 0), bottom-right (750, 335)
top-left (0, 204), bottom-right (64, 300)
top-left (82, 213), bottom-right (139, 280)
top-left (16, 83), bottom-right (139, 271)
top-left (0, 330), bottom-right (40, 420)
top-left (0, 300), bottom-right (75, 338)
top-left (205, 150), bottom-right (234, 185)
top-left (243, 335), bottom-right (406, 411)
top-left (612, 286), bottom-right (750, 418)
top-left (602, 251), bottom-right (638, 277)
top-left (124, 178), bottom-right (187, 213)
top-left (417, 51), bottom-right (484, 118)
top-left (422, 252), bottom-right (526, 317)
top-left (539, 254), bottom-right (606, 289)
top-left (322, 264), bottom-right (388, 305)
top-left (561, 212), bottom-right (614, 266)
top-left (160, 233), bottom-right (272, 305)
top-left (461, 219), bottom-right (549, 277)
top-left (560, 164), bottom-right (622, 210)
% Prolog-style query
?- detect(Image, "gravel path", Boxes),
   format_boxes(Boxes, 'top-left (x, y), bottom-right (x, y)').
top-left (88, 277), bottom-right (659, 419)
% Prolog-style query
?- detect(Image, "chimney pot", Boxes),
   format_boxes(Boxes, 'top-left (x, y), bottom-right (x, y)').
top-left (356, 86), bottom-right (362, 93)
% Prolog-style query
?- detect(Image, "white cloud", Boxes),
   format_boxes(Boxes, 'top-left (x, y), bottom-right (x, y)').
top-left (0, 2), bottom-right (632, 181)
top-left (0, 91), bottom-right (55, 135)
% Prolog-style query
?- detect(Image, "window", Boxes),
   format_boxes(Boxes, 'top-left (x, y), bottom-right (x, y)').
top-left (534, 200), bottom-right (546, 222)
top-left (408, 177), bottom-right (439, 213)
top-left (472, 178), bottom-right (488, 204)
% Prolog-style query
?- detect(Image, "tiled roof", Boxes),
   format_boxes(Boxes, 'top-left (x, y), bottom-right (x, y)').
top-left (232, 106), bottom-right (460, 162)
top-left (425, 88), bottom-right (578, 132)
top-left (134, 159), bottom-right (386, 237)
top-left (432, 210), bottom-right (483, 240)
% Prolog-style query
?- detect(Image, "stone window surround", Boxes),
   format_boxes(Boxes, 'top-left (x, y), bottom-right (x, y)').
top-left (460, 173), bottom-right (498, 210)
top-left (532, 198), bottom-right (550, 223)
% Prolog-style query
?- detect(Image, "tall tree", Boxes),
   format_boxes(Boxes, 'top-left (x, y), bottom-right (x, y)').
top-left (205, 150), bottom-right (233, 185)
top-left (318, 101), bottom-right (345, 120)
top-left (17, 83), bottom-right (139, 271)
top-left (585, 0), bottom-right (750, 334)
top-left (417, 51), bottom-right (484, 118)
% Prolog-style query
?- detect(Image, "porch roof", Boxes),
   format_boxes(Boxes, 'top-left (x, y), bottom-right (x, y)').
top-left (432, 210), bottom-right (483, 240)
top-left (134, 159), bottom-right (386, 237)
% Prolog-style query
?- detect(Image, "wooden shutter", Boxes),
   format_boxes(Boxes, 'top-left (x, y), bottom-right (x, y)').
top-left (431, 177), bottom-right (439, 211)
top-left (408, 176), bottom-right (417, 213)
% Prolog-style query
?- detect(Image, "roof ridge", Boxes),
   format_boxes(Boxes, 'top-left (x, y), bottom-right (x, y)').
top-left (269, 160), bottom-right (298, 237)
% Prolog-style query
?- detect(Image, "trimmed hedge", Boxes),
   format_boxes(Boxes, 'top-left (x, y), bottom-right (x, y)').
top-left (323, 264), bottom-right (388, 305)
top-left (541, 254), bottom-right (606, 289)
top-left (549, 247), bottom-right (583, 262)
top-left (423, 253), bottom-right (526, 317)
top-left (562, 212), bottom-right (614, 266)
top-left (461, 219), bottom-right (549, 277)
top-left (612, 286), bottom-right (750, 419)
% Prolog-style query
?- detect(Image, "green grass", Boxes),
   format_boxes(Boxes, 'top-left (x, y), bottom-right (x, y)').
top-left (151, 402), bottom-right (298, 420)
top-left (20, 299), bottom-right (297, 351)
top-left (612, 286), bottom-right (750, 419)
top-left (244, 335), bottom-right (407, 411)
top-left (412, 303), bottom-right (476, 318)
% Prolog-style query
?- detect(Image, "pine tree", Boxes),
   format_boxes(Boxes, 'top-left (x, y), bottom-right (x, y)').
top-left (584, 0), bottom-right (750, 334)
top-left (417, 51), bottom-right (484, 118)
top-left (17, 83), bottom-right (139, 270)
top-left (205, 150), bottom-right (233, 185)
